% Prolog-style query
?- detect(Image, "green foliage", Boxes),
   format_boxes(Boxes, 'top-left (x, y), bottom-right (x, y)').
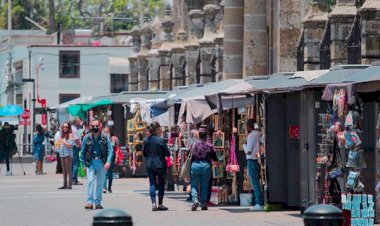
top-left (0, 0), bottom-right (165, 32)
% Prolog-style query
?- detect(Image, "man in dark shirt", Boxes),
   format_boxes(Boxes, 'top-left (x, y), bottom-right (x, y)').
top-left (143, 121), bottom-right (170, 211)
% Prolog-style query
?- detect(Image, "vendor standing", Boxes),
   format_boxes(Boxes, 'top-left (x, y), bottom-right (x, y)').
top-left (243, 119), bottom-right (264, 211)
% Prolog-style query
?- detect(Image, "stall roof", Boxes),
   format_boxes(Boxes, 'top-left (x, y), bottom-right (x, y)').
top-left (344, 65), bottom-right (380, 83)
top-left (343, 65), bottom-right (380, 93)
top-left (305, 65), bottom-right (369, 87)
top-left (89, 91), bottom-right (168, 105)
top-left (50, 96), bottom-right (94, 110)
top-left (167, 79), bottom-right (245, 104)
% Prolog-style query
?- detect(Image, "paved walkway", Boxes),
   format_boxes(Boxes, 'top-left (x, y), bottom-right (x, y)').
top-left (0, 162), bottom-right (304, 226)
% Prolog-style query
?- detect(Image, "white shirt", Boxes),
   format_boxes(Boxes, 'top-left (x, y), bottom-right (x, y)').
top-left (71, 125), bottom-right (81, 147)
top-left (243, 130), bottom-right (260, 160)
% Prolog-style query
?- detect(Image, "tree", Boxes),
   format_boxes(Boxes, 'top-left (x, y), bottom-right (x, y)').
top-left (0, 0), bottom-right (165, 32)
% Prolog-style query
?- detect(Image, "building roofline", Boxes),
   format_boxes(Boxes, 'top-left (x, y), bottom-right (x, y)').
top-left (27, 44), bottom-right (132, 48)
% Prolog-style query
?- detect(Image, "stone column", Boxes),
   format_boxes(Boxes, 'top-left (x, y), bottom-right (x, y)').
top-left (199, 4), bottom-right (218, 83)
top-left (171, 47), bottom-right (186, 87)
top-left (329, 0), bottom-right (357, 65)
top-left (158, 17), bottom-right (175, 91)
top-left (223, 0), bottom-right (244, 80)
top-left (128, 56), bottom-right (138, 91)
top-left (147, 51), bottom-right (160, 91)
top-left (359, 0), bottom-right (380, 64)
top-left (159, 50), bottom-right (172, 91)
top-left (130, 26), bottom-right (141, 53)
top-left (302, 1), bottom-right (328, 70)
top-left (128, 27), bottom-right (141, 92)
top-left (137, 54), bottom-right (149, 91)
top-left (243, 0), bottom-right (268, 77)
top-left (185, 44), bottom-right (200, 84)
top-left (214, 36), bottom-right (224, 82)
top-left (137, 24), bottom-right (152, 91)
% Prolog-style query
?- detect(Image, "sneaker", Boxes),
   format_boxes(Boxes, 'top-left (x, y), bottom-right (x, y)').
top-left (84, 204), bottom-right (93, 210)
top-left (108, 189), bottom-right (112, 193)
top-left (95, 204), bottom-right (103, 210)
top-left (5, 171), bottom-right (12, 176)
top-left (152, 204), bottom-right (158, 211)
top-left (73, 181), bottom-right (83, 185)
top-left (58, 186), bottom-right (67, 189)
top-left (201, 206), bottom-right (208, 211)
top-left (191, 202), bottom-right (199, 211)
top-left (103, 188), bottom-right (107, 194)
top-left (157, 205), bottom-right (168, 211)
top-left (250, 204), bottom-right (264, 211)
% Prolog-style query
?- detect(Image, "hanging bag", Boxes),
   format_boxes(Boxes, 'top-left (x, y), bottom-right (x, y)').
top-left (180, 149), bottom-right (192, 180)
top-left (226, 136), bottom-right (240, 173)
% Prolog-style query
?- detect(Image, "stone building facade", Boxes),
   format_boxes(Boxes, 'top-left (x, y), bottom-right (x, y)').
top-left (128, 0), bottom-right (380, 91)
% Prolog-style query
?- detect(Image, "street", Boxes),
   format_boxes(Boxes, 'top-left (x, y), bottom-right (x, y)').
top-left (0, 161), bottom-right (303, 226)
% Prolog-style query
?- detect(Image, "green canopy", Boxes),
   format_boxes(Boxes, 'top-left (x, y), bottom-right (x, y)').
top-left (67, 99), bottom-right (113, 119)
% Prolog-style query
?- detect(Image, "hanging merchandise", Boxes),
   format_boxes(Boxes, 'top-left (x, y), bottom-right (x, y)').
top-left (226, 135), bottom-right (240, 173)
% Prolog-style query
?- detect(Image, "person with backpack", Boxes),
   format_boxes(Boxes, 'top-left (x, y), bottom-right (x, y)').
top-left (80, 119), bottom-right (113, 210)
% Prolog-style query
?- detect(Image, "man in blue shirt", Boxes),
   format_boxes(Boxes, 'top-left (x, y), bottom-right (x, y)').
top-left (81, 120), bottom-right (113, 210)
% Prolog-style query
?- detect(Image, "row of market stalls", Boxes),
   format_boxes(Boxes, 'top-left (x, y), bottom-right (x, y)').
top-left (146, 64), bottom-right (380, 222)
top-left (53, 64), bottom-right (380, 222)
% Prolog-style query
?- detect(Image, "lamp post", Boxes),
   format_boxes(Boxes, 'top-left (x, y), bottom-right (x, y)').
top-left (22, 78), bottom-right (36, 137)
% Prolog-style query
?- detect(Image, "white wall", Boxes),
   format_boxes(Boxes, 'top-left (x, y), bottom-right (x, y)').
top-left (27, 46), bottom-right (132, 108)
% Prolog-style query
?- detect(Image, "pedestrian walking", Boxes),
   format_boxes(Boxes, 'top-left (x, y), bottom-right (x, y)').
top-left (243, 119), bottom-right (264, 211)
top-left (33, 124), bottom-right (45, 175)
top-left (143, 121), bottom-right (170, 211)
top-left (57, 122), bottom-right (74, 189)
top-left (190, 126), bottom-right (217, 211)
top-left (80, 119), bottom-right (113, 210)
top-left (102, 127), bottom-right (119, 194)
top-left (0, 122), bottom-right (16, 176)
top-left (71, 117), bottom-right (83, 185)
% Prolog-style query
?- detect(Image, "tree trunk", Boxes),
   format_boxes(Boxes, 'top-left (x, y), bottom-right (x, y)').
top-left (48, 0), bottom-right (56, 32)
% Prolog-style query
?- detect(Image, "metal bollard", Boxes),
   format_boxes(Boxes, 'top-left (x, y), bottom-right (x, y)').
top-left (93, 208), bottom-right (133, 226)
top-left (303, 204), bottom-right (344, 226)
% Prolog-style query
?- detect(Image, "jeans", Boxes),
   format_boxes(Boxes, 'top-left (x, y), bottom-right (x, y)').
top-left (247, 159), bottom-right (263, 206)
top-left (190, 161), bottom-right (212, 206)
top-left (103, 158), bottom-right (115, 190)
top-left (147, 168), bottom-right (167, 205)
top-left (86, 160), bottom-right (106, 205)
top-left (72, 146), bottom-right (80, 182)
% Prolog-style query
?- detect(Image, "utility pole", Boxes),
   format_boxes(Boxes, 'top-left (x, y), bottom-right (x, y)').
top-left (6, 0), bottom-right (12, 105)
top-left (139, 0), bottom-right (144, 27)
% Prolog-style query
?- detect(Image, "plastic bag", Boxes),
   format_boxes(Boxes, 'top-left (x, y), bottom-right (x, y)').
top-left (78, 162), bottom-right (86, 178)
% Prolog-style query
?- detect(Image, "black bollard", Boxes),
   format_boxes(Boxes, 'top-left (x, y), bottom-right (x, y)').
top-left (303, 204), bottom-right (344, 226)
top-left (93, 208), bottom-right (133, 226)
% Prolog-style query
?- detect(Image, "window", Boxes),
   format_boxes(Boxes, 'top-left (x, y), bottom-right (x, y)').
top-left (59, 51), bottom-right (80, 78)
top-left (110, 73), bottom-right (128, 93)
top-left (59, 94), bottom-right (80, 104)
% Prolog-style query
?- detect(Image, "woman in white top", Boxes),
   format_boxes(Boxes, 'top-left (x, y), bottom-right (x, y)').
top-left (57, 122), bottom-right (74, 190)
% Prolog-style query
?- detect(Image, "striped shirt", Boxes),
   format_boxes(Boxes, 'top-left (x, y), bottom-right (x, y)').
top-left (59, 138), bottom-right (74, 158)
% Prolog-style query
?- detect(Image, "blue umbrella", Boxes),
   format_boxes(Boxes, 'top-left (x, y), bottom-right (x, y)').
top-left (0, 105), bottom-right (24, 116)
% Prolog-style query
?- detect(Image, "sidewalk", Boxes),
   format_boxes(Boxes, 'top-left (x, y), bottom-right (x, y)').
top-left (0, 162), bottom-right (305, 226)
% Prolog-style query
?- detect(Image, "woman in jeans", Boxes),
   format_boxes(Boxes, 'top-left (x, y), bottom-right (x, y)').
top-left (57, 122), bottom-right (74, 189)
top-left (143, 121), bottom-right (170, 211)
top-left (190, 126), bottom-right (217, 211)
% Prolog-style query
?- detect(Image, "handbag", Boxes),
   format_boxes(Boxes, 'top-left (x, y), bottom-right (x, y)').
top-left (226, 136), bottom-right (240, 173)
top-left (180, 151), bottom-right (192, 180)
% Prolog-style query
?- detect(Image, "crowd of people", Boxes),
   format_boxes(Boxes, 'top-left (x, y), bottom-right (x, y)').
top-left (0, 117), bottom-right (264, 212)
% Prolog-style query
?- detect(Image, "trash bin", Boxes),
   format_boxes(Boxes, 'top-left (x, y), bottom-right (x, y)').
top-left (93, 208), bottom-right (133, 226)
top-left (303, 204), bottom-right (344, 226)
